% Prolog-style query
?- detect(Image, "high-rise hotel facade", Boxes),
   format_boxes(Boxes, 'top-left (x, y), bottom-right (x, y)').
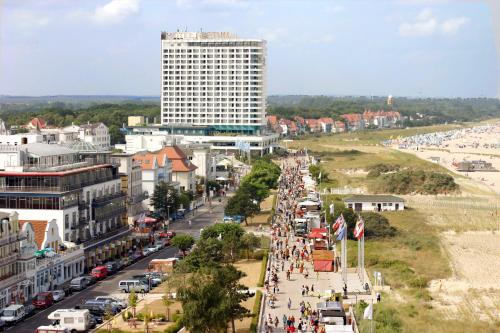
top-left (160, 32), bottom-right (266, 135)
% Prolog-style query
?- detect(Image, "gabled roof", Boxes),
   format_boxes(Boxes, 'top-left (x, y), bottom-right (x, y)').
top-left (19, 220), bottom-right (47, 250)
top-left (171, 159), bottom-right (197, 172)
top-left (133, 152), bottom-right (158, 170)
top-left (28, 118), bottom-right (47, 129)
top-left (344, 195), bottom-right (405, 203)
top-left (156, 146), bottom-right (188, 160)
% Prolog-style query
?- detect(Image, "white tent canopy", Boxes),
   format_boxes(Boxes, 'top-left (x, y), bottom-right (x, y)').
top-left (298, 200), bottom-right (320, 207)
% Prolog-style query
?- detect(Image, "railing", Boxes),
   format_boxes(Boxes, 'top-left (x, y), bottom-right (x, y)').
top-left (0, 253), bottom-right (19, 266)
top-left (83, 225), bottom-right (131, 248)
top-left (92, 192), bottom-right (126, 206)
top-left (0, 272), bottom-right (26, 290)
top-left (0, 234), bottom-right (24, 247)
top-left (95, 206), bottom-right (127, 221)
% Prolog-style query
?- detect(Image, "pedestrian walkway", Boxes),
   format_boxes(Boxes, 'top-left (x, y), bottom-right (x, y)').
top-left (259, 155), bottom-right (372, 333)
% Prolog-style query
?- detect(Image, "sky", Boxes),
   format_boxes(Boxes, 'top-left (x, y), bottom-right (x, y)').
top-left (0, 0), bottom-right (499, 98)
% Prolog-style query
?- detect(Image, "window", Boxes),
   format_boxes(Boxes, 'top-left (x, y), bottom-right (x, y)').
top-left (348, 204), bottom-right (353, 209)
top-left (63, 317), bottom-right (74, 324)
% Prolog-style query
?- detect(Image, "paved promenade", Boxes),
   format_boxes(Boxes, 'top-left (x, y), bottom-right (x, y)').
top-left (259, 156), bottom-right (372, 333)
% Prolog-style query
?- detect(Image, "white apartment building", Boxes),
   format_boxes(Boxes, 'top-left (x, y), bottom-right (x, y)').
top-left (160, 31), bottom-right (266, 134)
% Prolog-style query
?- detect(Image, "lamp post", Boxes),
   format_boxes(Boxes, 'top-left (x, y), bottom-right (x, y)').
top-left (167, 205), bottom-right (170, 228)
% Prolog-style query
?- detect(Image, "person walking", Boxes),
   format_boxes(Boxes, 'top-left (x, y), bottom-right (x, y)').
top-left (287, 297), bottom-right (292, 310)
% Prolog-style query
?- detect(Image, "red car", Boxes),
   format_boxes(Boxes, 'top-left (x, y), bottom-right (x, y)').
top-left (33, 292), bottom-right (54, 309)
top-left (91, 265), bottom-right (108, 280)
top-left (158, 230), bottom-right (176, 239)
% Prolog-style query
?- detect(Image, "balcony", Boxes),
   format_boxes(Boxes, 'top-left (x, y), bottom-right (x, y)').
top-left (0, 272), bottom-right (27, 290)
top-left (92, 192), bottom-right (126, 207)
top-left (0, 234), bottom-right (25, 247)
top-left (82, 225), bottom-right (131, 249)
top-left (0, 253), bottom-right (19, 266)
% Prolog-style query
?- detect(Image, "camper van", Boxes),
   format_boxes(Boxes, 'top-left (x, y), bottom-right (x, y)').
top-left (118, 280), bottom-right (150, 293)
top-left (0, 304), bottom-right (25, 324)
top-left (48, 309), bottom-right (92, 332)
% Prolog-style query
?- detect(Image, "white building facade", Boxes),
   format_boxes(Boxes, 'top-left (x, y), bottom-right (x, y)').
top-left (160, 31), bottom-right (266, 134)
top-left (344, 195), bottom-right (405, 212)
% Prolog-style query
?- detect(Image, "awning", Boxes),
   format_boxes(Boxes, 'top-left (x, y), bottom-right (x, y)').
top-left (298, 200), bottom-right (319, 207)
top-left (308, 231), bottom-right (325, 239)
top-left (216, 176), bottom-right (227, 181)
top-left (144, 217), bottom-right (158, 223)
top-left (314, 260), bottom-right (333, 272)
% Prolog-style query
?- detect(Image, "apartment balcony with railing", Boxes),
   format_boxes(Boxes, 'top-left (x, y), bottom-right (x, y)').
top-left (0, 272), bottom-right (26, 291)
top-left (82, 225), bottom-right (131, 249)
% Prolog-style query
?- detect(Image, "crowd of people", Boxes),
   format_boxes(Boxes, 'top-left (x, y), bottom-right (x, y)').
top-left (263, 156), bottom-right (326, 333)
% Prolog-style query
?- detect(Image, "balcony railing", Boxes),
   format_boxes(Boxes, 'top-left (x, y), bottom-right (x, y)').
top-left (82, 225), bottom-right (131, 248)
top-left (95, 206), bottom-right (127, 222)
top-left (92, 192), bottom-right (126, 207)
top-left (0, 253), bottom-right (19, 266)
top-left (0, 234), bottom-right (25, 247)
top-left (0, 272), bottom-right (26, 290)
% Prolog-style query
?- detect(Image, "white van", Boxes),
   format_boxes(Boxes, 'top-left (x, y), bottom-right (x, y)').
top-left (48, 309), bottom-right (91, 332)
top-left (1, 304), bottom-right (25, 324)
top-left (70, 277), bottom-right (88, 291)
top-left (118, 280), bottom-right (150, 293)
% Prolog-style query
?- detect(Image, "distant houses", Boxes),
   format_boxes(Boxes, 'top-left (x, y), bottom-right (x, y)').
top-left (266, 109), bottom-right (401, 136)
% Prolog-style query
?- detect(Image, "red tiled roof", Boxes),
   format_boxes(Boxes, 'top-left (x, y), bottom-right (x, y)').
top-left (134, 152), bottom-right (157, 170)
top-left (319, 118), bottom-right (334, 124)
top-left (267, 116), bottom-right (278, 126)
top-left (19, 220), bottom-right (47, 250)
top-left (171, 159), bottom-right (197, 172)
top-left (28, 118), bottom-right (47, 129)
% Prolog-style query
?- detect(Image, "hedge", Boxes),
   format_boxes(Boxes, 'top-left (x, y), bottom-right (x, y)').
top-left (257, 252), bottom-right (269, 287)
top-left (250, 290), bottom-right (263, 333)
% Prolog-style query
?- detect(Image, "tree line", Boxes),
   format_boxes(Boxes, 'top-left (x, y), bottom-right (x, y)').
top-left (267, 95), bottom-right (500, 127)
top-left (224, 157), bottom-right (281, 223)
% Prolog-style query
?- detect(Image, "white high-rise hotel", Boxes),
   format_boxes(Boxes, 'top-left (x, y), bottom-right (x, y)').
top-left (160, 32), bottom-right (266, 135)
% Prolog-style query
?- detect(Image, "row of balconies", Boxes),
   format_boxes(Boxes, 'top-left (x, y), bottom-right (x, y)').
top-left (0, 272), bottom-right (26, 291)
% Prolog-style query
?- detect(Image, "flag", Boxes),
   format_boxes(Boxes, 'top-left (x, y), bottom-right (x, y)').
top-left (329, 203), bottom-right (334, 215)
top-left (363, 303), bottom-right (373, 320)
top-left (336, 223), bottom-right (346, 241)
top-left (354, 216), bottom-right (365, 240)
top-left (333, 214), bottom-right (344, 232)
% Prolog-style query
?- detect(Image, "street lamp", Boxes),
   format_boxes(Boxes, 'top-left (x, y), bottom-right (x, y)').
top-left (167, 205), bottom-right (170, 228)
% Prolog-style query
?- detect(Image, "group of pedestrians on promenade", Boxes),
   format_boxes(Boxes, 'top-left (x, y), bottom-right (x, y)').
top-left (263, 155), bottom-right (326, 333)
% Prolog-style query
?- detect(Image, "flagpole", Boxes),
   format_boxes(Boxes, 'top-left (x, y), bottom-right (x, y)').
top-left (370, 298), bottom-right (374, 333)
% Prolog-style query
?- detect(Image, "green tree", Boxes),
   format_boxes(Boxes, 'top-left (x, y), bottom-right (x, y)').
top-left (128, 290), bottom-right (138, 318)
top-left (150, 182), bottom-right (180, 216)
top-left (224, 191), bottom-right (260, 225)
top-left (171, 234), bottom-right (195, 255)
top-left (240, 232), bottom-right (261, 259)
top-left (178, 237), bottom-right (225, 272)
top-left (177, 265), bottom-right (251, 333)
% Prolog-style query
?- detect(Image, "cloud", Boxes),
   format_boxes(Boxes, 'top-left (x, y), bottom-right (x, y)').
top-left (399, 9), bottom-right (438, 36)
top-left (93, 0), bottom-right (140, 24)
top-left (440, 17), bottom-right (470, 35)
top-left (4, 9), bottom-right (51, 31)
top-left (399, 9), bottom-right (469, 37)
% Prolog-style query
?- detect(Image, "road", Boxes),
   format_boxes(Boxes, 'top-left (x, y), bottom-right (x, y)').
top-left (12, 196), bottom-right (227, 332)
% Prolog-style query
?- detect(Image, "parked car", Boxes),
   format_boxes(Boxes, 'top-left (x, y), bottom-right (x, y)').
top-left (24, 303), bottom-right (36, 318)
top-left (81, 275), bottom-right (97, 286)
top-left (90, 266), bottom-right (108, 280)
top-left (120, 257), bottom-right (132, 267)
top-left (0, 319), bottom-right (5, 332)
top-left (132, 274), bottom-right (160, 287)
top-left (0, 304), bottom-right (25, 325)
top-left (94, 296), bottom-right (127, 310)
top-left (166, 230), bottom-right (176, 238)
top-left (70, 277), bottom-right (89, 291)
top-left (33, 292), bottom-right (54, 309)
top-left (47, 309), bottom-right (92, 332)
top-left (118, 280), bottom-right (150, 293)
top-left (104, 262), bottom-right (119, 275)
top-left (153, 241), bottom-right (165, 251)
top-left (142, 247), bottom-right (155, 256)
top-left (52, 290), bottom-right (65, 302)
top-left (131, 252), bottom-right (144, 262)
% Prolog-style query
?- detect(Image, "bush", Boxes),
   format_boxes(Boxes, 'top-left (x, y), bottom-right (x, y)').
top-left (252, 249), bottom-right (267, 260)
top-left (370, 169), bottom-right (458, 195)
top-left (366, 163), bottom-right (400, 178)
top-left (257, 252), bottom-right (269, 287)
top-left (250, 290), bottom-right (263, 333)
top-left (361, 212), bottom-right (397, 239)
top-left (163, 314), bottom-right (184, 333)
top-left (121, 311), bottom-right (133, 321)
